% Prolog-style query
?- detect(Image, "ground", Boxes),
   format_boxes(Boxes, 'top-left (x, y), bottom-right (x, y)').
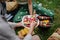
top-left (16, 0), bottom-right (60, 40)
top-left (34, 0), bottom-right (60, 40)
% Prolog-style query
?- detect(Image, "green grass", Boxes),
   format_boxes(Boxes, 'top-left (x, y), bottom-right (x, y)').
top-left (34, 0), bottom-right (60, 40)
top-left (16, 0), bottom-right (60, 40)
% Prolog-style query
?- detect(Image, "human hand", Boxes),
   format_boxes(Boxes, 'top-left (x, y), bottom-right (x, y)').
top-left (28, 21), bottom-right (37, 34)
top-left (16, 22), bottom-right (23, 27)
top-left (30, 21), bottom-right (37, 29)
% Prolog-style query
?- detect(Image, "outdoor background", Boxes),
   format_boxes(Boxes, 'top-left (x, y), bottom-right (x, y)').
top-left (17, 0), bottom-right (60, 40)
top-left (35, 0), bottom-right (60, 40)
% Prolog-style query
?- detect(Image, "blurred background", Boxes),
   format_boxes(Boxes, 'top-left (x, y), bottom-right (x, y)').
top-left (16, 0), bottom-right (60, 40)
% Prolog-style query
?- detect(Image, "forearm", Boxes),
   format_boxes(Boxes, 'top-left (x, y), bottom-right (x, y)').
top-left (23, 21), bottom-right (36, 40)
top-left (8, 22), bottom-right (22, 28)
top-left (23, 34), bottom-right (32, 40)
top-left (28, 0), bottom-right (33, 15)
top-left (23, 26), bottom-right (34, 40)
top-left (28, 27), bottom-right (34, 35)
top-left (28, 21), bottom-right (37, 34)
top-left (8, 22), bottom-right (17, 28)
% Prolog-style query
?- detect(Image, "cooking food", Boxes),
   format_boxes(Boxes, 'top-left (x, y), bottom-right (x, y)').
top-left (39, 20), bottom-right (51, 27)
top-left (42, 20), bottom-right (50, 25)
top-left (37, 16), bottom-right (51, 20)
top-left (22, 15), bottom-right (39, 28)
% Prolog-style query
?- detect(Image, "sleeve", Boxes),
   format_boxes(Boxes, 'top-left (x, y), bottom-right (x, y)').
top-left (1, 2), bottom-right (7, 16)
top-left (23, 34), bottom-right (32, 40)
top-left (10, 36), bottom-right (21, 40)
top-left (1, 2), bottom-right (8, 21)
top-left (8, 22), bottom-right (17, 28)
top-left (0, 22), bottom-right (21, 40)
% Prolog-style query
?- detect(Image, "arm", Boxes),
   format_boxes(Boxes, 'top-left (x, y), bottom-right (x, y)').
top-left (28, 21), bottom-right (36, 34)
top-left (0, 22), bottom-right (21, 40)
top-left (8, 22), bottom-right (23, 28)
top-left (28, 0), bottom-right (33, 15)
top-left (23, 21), bottom-right (37, 40)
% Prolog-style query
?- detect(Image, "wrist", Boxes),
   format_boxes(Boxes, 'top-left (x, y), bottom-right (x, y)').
top-left (28, 27), bottom-right (34, 34)
top-left (16, 22), bottom-right (23, 27)
top-left (16, 23), bottom-right (21, 27)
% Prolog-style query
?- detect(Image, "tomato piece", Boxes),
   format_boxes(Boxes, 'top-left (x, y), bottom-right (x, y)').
top-left (30, 18), bottom-right (35, 22)
top-left (26, 24), bottom-right (30, 27)
top-left (24, 18), bottom-right (28, 22)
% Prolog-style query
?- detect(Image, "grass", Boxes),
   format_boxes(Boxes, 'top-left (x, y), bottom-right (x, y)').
top-left (34, 0), bottom-right (60, 40)
top-left (16, 0), bottom-right (60, 40)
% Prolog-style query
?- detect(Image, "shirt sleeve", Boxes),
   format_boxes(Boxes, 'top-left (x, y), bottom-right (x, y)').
top-left (8, 22), bottom-right (17, 28)
top-left (23, 34), bottom-right (32, 40)
top-left (11, 36), bottom-right (21, 40)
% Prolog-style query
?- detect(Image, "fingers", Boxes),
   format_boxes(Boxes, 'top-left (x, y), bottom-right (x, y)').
top-left (30, 21), bottom-right (37, 27)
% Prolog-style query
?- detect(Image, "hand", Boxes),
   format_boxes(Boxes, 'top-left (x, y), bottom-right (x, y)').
top-left (28, 21), bottom-right (37, 34)
top-left (30, 21), bottom-right (37, 29)
top-left (16, 22), bottom-right (23, 27)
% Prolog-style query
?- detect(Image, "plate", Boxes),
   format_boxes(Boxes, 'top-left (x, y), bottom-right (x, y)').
top-left (22, 15), bottom-right (39, 29)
